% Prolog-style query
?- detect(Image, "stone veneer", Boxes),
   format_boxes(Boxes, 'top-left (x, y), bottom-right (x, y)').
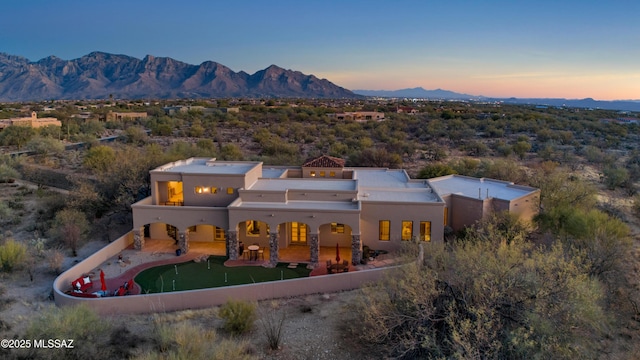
top-left (133, 228), bottom-right (145, 250)
top-left (268, 232), bottom-right (279, 267)
top-left (309, 234), bottom-right (319, 267)
top-left (178, 231), bottom-right (189, 254)
top-left (351, 235), bottom-right (362, 265)
top-left (227, 231), bottom-right (238, 260)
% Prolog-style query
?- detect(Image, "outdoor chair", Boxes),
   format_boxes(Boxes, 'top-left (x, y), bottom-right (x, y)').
top-left (258, 246), bottom-right (265, 260)
top-left (326, 259), bottom-right (333, 274)
top-left (242, 249), bottom-right (250, 260)
top-left (342, 260), bottom-right (349, 272)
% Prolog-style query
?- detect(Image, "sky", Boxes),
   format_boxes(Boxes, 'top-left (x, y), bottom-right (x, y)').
top-left (1, 0), bottom-right (639, 100)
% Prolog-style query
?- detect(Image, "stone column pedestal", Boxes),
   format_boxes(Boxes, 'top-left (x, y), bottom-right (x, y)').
top-left (268, 232), bottom-right (279, 268)
top-left (178, 230), bottom-right (189, 254)
top-left (228, 231), bottom-right (238, 260)
top-left (309, 234), bottom-right (319, 268)
top-left (133, 227), bottom-right (145, 250)
top-left (351, 235), bottom-right (362, 265)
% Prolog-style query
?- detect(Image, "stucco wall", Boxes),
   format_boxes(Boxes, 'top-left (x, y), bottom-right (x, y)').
top-left (359, 201), bottom-right (445, 251)
top-left (449, 195), bottom-right (485, 231)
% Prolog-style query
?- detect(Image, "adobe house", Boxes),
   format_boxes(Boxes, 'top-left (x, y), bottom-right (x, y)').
top-left (131, 155), bottom-right (539, 267)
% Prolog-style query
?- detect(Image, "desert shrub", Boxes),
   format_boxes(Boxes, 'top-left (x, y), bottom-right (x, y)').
top-left (0, 163), bottom-right (19, 182)
top-left (345, 239), bottom-right (607, 359)
top-left (0, 239), bottom-right (27, 272)
top-left (218, 299), bottom-right (257, 335)
top-left (47, 249), bottom-right (65, 274)
top-left (50, 208), bottom-right (90, 256)
top-left (603, 165), bottom-right (629, 190)
top-left (417, 163), bottom-right (456, 179)
top-left (20, 304), bottom-right (111, 360)
top-left (142, 321), bottom-right (253, 360)
top-left (259, 301), bottom-right (287, 350)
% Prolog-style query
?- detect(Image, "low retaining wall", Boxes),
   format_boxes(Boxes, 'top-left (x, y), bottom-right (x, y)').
top-left (53, 232), bottom-right (395, 315)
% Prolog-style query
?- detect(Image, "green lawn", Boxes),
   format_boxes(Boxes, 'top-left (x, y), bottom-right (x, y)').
top-left (135, 256), bottom-right (311, 294)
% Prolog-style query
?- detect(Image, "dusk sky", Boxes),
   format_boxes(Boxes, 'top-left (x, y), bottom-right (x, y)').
top-left (2, 0), bottom-right (638, 100)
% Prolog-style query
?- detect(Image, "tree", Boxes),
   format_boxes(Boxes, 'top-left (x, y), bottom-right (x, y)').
top-left (25, 136), bottom-right (65, 157)
top-left (83, 145), bottom-right (117, 173)
top-left (50, 209), bottom-right (90, 256)
top-left (602, 165), bottom-right (629, 190)
top-left (417, 163), bottom-right (456, 179)
top-left (0, 125), bottom-right (36, 149)
top-left (512, 140), bottom-right (531, 160)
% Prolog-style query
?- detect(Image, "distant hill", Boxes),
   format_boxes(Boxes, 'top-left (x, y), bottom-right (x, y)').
top-left (353, 87), bottom-right (476, 100)
top-left (0, 52), bottom-right (357, 101)
top-left (354, 87), bottom-right (640, 112)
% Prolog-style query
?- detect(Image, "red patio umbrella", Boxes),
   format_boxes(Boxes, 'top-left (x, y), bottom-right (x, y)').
top-left (127, 279), bottom-right (134, 292)
top-left (100, 270), bottom-right (106, 291)
top-left (335, 243), bottom-right (340, 263)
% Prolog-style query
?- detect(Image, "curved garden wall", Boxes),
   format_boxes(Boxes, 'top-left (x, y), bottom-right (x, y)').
top-left (53, 232), bottom-right (393, 315)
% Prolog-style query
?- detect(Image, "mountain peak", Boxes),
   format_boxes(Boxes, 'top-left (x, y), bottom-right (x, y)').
top-left (0, 51), bottom-right (358, 101)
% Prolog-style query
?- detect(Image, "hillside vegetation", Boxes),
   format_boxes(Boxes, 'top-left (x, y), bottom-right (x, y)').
top-left (1, 98), bottom-right (639, 359)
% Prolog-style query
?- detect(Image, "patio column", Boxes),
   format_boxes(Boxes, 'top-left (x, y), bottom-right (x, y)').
top-left (133, 226), bottom-right (145, 250)
top-left (268, 231), bottom-right (279, 268)
top-left (351, 234), bottom-right (362, 265)
top-left (309, 233), bottom-right (319, 268)
top-left (178, 229), bottom-right (189, 254)
top-left (227, 230), bottom-right (238, 260)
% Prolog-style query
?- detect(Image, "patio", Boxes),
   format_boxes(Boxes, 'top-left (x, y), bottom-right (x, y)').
top-left (85, 238), bottom-right (374, 295)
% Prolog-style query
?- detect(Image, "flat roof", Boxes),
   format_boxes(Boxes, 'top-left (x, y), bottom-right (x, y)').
top-left (261, 168), bottom-right (288, 179)
top-left (359, 189), bottom-right (440, 203)
top-left (249, 178), bottom-right (357, 191)
top-left (153, 158), bottom-right (260, 175)
top-left (231, 200), bottom-right (359, 211)
top-left (428, 175), bottom-right (538, 201)
top-left (353, 169), bottom-right (440, 202)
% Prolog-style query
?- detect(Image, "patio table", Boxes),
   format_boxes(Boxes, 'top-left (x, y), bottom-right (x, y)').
top-left (248, 245), bottom-right (259, 261)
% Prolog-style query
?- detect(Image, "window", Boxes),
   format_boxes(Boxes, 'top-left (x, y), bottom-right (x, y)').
top-left (188, 225), bottom-right (197, 232)
top-left (214, 227), bottom-right (225, 241)
top-left (420, 221), bottom-right (431, 241)
top-left (331, 222), bottom-right (345, 234)
top-left (211, 187), bottom-right (218, 194)
top-left (329, 171), bottom-right (336, 177)
top-left (246, 220), bottom-right (260, 236)
top-left (310, 171), bottom-right (316, 177)
top-left (195, 186), bottom-right (205, 194)
top-left (291, 222), bottom-right (307, 243)
top-left (443, 207), bottom-right (448, 226)
top-left (227, 187), bottom-right (234, 195)
top-left (401, 221), bottom-right (413, 241)
top-left (320, 171), bottom-right (326, 177)
top-left (379, 220), bottom-right (390, 241)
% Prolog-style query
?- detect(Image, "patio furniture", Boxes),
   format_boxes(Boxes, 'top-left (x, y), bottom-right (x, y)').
top-left (242, 248), bottom-right (250, 260)
top-left (258, 246), bottom-right (265, 260)
top-left (326, 260), bottom-right (333, 274)
top-left (248, 245), bottom-right (259, 261)
top-left (342, 260), bottom-right (349, 272)
top-left (72, 276), bottom-right (92, 292)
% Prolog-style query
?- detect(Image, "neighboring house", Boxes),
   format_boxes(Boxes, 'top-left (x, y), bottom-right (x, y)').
top-left (327, 111), bottom-right (385, 122)
top-left (0, 111), bottom-right (61, 131)
top-left (131, 156), bottom-right (539, 267)
top-left (105, 111), bottom-right (148, 122)
top-left (397, 106), bottom-right (418, 115)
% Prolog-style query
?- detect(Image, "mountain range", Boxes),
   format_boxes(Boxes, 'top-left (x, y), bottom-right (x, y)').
top-left (353, 87), bottom-right (640, 112)
top-left (0, 52), bottom-right (356, 101)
